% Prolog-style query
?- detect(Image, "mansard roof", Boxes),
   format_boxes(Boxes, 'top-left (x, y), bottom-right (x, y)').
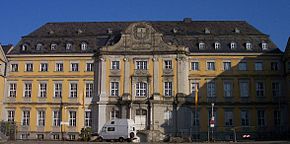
top-left (8, 20), bottom-right (281, 55)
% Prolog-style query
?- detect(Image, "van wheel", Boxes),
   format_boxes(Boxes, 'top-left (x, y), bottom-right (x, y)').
top-left (97, 137), bottom-right (103, 142)
top-left (119, 137), bottom-right (124, 142)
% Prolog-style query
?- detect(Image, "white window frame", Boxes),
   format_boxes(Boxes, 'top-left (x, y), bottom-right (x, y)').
top-left (25, 63), bottom-right (33, 72)
top-left (85, 82), bottom-right (93, 98)
top-left (40, 63), bottom-right (48, 72)
top-left (191, 61), bottom-right (199, 71)
top-left (81, 42), bottom-right (88, 51)
top-left (164, 110), bottom-right (172, 126)
top-left (111, 61), bottom-right (120, 70)
top-left (240, 80), bottom-right (249, 98)
top-left (22, 110), bottom-right (30, 126)
top-left (230, 42), bottom-right (236, 49)
top-left (39, 82), bottom-right (47, 98)
top-left (70, 63), bottom-right (79, 72)
top-left (262, 42), bottom-right (268, 50)
top-left (191, 82), bottom-right (199, 97)
top-left (23, 82), bottom-right (32, 98)
top-left (223, 61), bottom-right (231, 71)
top-left (69, 111), bottom-right (77, 127)
top-left (85, 111), bottom-right (92, 127)
top-left (110, 82), bottom-right (119, 96)
top-left (54, 82), bottom-right (62, 98)
top-left (9, 83), bottom-right (17, 97)
top-left (7, 110), bottom-right (15, 122)
top-left (256, 81), bottom-right (265, 97)
top-left (36, 43), bottom-right (43, 50)
top-left (224, 81), bottom-right (232, 97)
top-left (207, 61), bottom-right (215, 71)
top-left (86, 63), bottom-right (93, 71)
top-left (207, 80), bottom-right (216, 97)
top-left (11, 63), bottom-right (18, 72)
top-left (136, 82), bottom-right (147, 97)
top-left (164, 82), bottom-right (173, 96)
top-left (136, 60), bottom-right (147, 70)
top-left (214, 42), bottom-right (221, 49)
top-left (51, 43), bottom-right (57, 50)
top-left (52, 110), bottom-right (60, 126)
top-left (37, 110), bottom-right (46, 126)
top-left (199, 42), bottom-right (205, 49)
top-left (246, 42), bottom-right (252, 50)
top-left (69, 82), bottom-right (78, 98)
top-left (66, 43), bottom-right (72, 50)
top-left (164, 60), bottom-right (172, 69)
top-left (55, 62), bottom-right (63, 72)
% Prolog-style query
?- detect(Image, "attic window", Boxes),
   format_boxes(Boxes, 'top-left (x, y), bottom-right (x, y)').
top-left (77, 29), bottom-right (83, 34)
top-left (49, 30), bottom-right (54, 35)
top-left (21, 44), bottom-right (28, 51)
top-left (172, 28), bottom-right (178, 34)
top-left (246, 42), bottom-right (252, 50)
top-left (204, 28), bottom-right (210, 34)
top-left (234, 28), bottom-right (240, 33)
top-left (230, 42), bottom-right (237, 49)
top-left (261, 42), bottom-right (268, 50)
top-left (51, 43), bottom-right (57, 50)
top-left (214, 42), bottom-right (221, 49)
top-left (81, 42), bottom-right (88, 51)
top-left (199, 42), bottom-right (205, 50)
top-left (36, 43), bottom-right (43, 51)
top-left (107, 28), bottom-right (113, 34)
top-left (66, 43), bottom-right (72, 50)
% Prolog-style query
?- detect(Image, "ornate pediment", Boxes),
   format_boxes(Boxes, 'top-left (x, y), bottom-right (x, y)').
top-left (100, 22), bottom-right (188, 53)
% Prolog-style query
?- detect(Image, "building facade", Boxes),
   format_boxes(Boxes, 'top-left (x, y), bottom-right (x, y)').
top-left (0, 19), bottom-right (289, 141)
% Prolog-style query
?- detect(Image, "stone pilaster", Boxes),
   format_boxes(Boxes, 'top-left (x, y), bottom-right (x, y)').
top-left (153, 57), bottom-right (160, 100)
top-left (99, 57), bottom-right (107, 101)
top-left (123, 57), bottom-right (130, 98)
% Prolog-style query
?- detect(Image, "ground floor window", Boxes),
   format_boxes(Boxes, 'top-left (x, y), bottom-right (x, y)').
top-left (37, 134), bottom-right (44, 140)
top-left (20, 134), bottom-right (29, 139)
top-left (68, 134), bottom-right (76, 140)
top-left (52, 134), bottom-right (60, 140)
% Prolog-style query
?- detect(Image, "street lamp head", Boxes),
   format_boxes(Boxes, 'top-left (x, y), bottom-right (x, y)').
top-left (211, 103), bottom-right (214, 106)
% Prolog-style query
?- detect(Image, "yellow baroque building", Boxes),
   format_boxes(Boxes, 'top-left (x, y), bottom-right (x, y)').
top-left (0, 19), bottom-right (289, 141)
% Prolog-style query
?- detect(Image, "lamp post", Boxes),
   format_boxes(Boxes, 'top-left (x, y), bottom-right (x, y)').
top-left (211, 103), bottom-right (215, 141)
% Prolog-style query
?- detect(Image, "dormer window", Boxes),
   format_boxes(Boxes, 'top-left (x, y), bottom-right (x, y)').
top-left (262, 42), bottom-right (268, 50)
top-left (36, 43), bottom-right (43, 51)
top-left (214, 42), bottom-right (221, 49)
top-left (199, 42), bottom-right (205, 50)
top-left (204, 28), bottom-right (210, 34)
top-left (66, 43), bottom-right (72, 50)
top-left (22, 44), bottom-right (28, 51)
top-left (51, 43), bottom-right (57, 50)
top-left (246, 42), bottom-right (252, 50)
top-left (81, 42), bottom-right (87, 51)
top-left (230, 42), bottom-right (237, 49)
top-left (234, 28), bottom-right (240, 33)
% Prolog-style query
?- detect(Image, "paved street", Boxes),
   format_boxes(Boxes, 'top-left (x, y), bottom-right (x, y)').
top-left (1, 140), bottom-right (290, 144)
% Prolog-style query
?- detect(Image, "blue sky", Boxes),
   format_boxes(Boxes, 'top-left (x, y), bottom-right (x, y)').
top-left (0, 0), bottom-right (289, 50)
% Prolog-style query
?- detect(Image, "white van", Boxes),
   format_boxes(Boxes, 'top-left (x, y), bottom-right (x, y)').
top-left (98, 119), bottom-right (137, 142)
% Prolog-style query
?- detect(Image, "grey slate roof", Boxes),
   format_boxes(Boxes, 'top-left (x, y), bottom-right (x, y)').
top-left (1, 44), bottom-right (13, 54)
top-left (8, 20), bottom-right (281, 54)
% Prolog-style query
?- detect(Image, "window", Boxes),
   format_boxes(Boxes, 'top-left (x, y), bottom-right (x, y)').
top-left (107, 127), bottom-right (115, 131)
top-left (70, 82), bottom-right (78, 98)
top-left (246, 42), bottom-right (252, 50)
top-left (192, 111), bottom-right (200, 126)
top-left (257, 110), bottom-right (265, 127)
top-left (37, 110), bottom-right (45, 126)
top-left (223, 62), bottom-right (231, 71)
top-left (111, 61), bottom-right (120, 70)
top-left (256, 81), bottom-right (264, 97)
top-left (262, 42), bottom-right (268, 50)
top-left (54, 82), bottom-right (62, 98)
top-left (164, 60), bottom-right (172, 69)
top-left (191, 62), bottom-right (199, 71)
top-left (164, 82), bottom-right (173, 96)
top-left (25, 63), bottom-right (33, 72)
top-left (21, 134), bottom-right (29, 140)
top-left (136, 61), bottom-right (147, 69)
top-left (111, 110), bottom-right (120, 120)
top-left (68, 135), bottom-right (76, 140)
top-left (40, 63), bottom-right (48, 72)
top-left (22, 44), bottom-right (28, 51)
top-left (85, 111), bottom-right (92, 127)
top-left (272, 82), bottom-right (281, 97)
top-left (39, 82), bottom-right (47, 98)
top-left (69, 111), bottom-right (76, 126)
top-left (24, 83), bottom-right (32, 98)
top-left (52, 134), bottom-right (60, 140)
top-left (71, 63), bottom-right (79, 71)
top-left (86, 63), bottom-right (93, 71)
top-left (22, 110), bottom-right (30, 126)
top-left (11, 64), bottom-right (18, 72)
top-left (224, 111), bottom-right (233, 126)
top-left (224, 81), bottom-right (232, 97)
top-left (207, 62), bottom-right (215, 70)
top-left (241, 110), bottom-right (249, 126)
top-left (51, 43), bottom-right (57, 50)
top-left (36, 43), bottom-right (43, 51)
top-left (199, 42), bottom-right (205, 49)
top-left (86, 83), bottom-right (93, 98)
top-left (214, 42), bottom-right (221, 49)
top-left (9, 83), bottom-right (17, 97)
top-left (230, 42), bottom-right (236, 49)
top-left (136, 82), bottom-right (147, 96)
top-left (191, 82), bottom-right (199, 97)
top-left (274, 110), bottom-right (281, 126)
top-left (240, 80), bottom-right (249, 97)
top-left (7, 110), bottom-right (15, 122)
top-left (53, 110), bottom-right (61, 126)
top-left (81, 42), bottom-right (87, 51)
top-left (255, 62), bottom-right (263, 71)
top-left (207, 81), bottom-right (216, 97)
top-left (164, 110), bottom-right (172, 126)
top-left (55, 63), bottom-right (63, 72)
top-left (271, 62), bottom-right (279, 71)
top-left (238, 62), bottom-right (247, 71)
top-left (110, 82), bottom-right (119, 96)
top-left (66, 43), bottom-right (72, 50)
